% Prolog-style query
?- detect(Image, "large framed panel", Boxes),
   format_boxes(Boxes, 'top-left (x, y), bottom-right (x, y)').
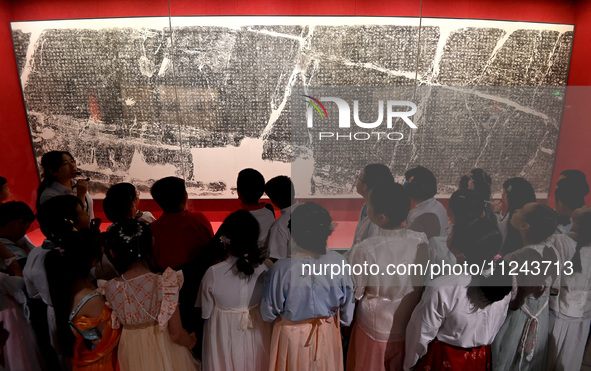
top-left (11, 17), bottom-right (574, 197)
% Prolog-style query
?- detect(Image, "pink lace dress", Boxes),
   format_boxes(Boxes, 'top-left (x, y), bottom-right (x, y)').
top-left (98, 268), bottom-right (199, 371)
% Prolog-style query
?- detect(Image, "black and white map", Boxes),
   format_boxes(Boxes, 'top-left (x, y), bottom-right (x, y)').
top-left (11, 17), bottom-right (574, 197)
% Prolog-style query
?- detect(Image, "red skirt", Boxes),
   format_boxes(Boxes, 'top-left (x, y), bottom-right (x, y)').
top-left (414, 339), bottom-right (491, 371)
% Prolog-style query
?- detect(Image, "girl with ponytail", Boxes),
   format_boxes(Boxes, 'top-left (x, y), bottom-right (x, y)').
top-left (547, 207), bottom-right (591, 370)
top-left (197, 210), bottom-right (271, 371)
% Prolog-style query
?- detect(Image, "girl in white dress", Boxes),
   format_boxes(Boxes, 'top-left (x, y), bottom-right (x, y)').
top-left (546, 207), bottom-right (591, 370)
top-left (197, 210), bottom-right (271, 371)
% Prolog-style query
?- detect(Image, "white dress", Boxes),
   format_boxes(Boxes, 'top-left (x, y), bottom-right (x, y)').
top-left (197, 256), bottom-right (271, 371)
top-left (547, 233), bottom-right (591, 371)
top-left (348, 228), bottom-right (429, 342)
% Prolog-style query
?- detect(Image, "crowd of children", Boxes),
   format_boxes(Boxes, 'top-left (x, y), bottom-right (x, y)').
top-left (0, 151), bottom-right (590, 371)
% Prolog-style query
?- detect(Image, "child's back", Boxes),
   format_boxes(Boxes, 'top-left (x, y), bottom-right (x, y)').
top-left (100, 269), bottom-right (199, 371)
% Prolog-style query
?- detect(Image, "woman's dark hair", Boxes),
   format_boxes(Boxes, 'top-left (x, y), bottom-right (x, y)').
top-left (213, 210), bottom-right (262, 275)
top-left (500, 178), bottom-right (536, 255)
top-left (0, 176), bottom-right (6, 187)
top-left (104, 182), bottom-right (137, 223)
top-left (449, 189), bottom-right (484, 226)
top-left (404, 165), bottom-right (438, 200)
top-left (36, 151), bottom-right (74, 210)
top-left (106, 219), bottom-right (153, 274)
top-left (572, 210), bottom-right (591, 273)
top-left (46, 228), bottom-right (102, 357)
top-left (460, 168), bottom-right (492, 201)
top-left (289, 202), bottom-right (333, 255)
top-left (37, 195), bottom-right (84, 245)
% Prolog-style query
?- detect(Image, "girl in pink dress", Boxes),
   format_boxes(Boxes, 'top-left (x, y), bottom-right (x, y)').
top-left (99, 219), bottom-right (199, 371)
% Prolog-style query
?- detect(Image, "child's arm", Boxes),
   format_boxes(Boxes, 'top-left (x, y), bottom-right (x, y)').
top-left (168, 305), bottom-right (197, 349)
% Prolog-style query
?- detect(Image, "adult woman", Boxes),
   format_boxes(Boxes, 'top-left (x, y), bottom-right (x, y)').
top-left (36, 151), bottom-right (93, 219)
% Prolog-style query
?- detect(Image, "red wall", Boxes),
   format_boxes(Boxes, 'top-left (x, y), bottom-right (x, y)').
top-left (2, 0), bottom-right (589, 221)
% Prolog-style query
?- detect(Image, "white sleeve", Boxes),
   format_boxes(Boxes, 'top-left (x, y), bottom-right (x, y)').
top-left (404, 284), bottom-right (448, 370)
top-left (267, 222), bottom-right (289, 260)
top-left (196, 267), bottom-right (215, 319)
top-left (348, 242), bottom-right (368, 300)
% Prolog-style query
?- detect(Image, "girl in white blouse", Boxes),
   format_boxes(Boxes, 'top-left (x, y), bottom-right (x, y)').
top-left (197, 210), bottom-right (271, 371)
top-left (405, 219), bottom-right (511, 370)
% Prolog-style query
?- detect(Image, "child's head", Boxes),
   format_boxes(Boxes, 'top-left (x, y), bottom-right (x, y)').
top-left (0, 177), bottom-right (9, 203)
top-left (448, 189), bottom-right (484, 225)
top-left (265, 176), bottom-right (295, 209)
top-left (356, 163), bottom-right (394, 199)
top-left (104, 182), bottom-right (139, 223)
top-left (510, 203), bottom-right (557, 244)
top-left (106, 219), bottom-right (152, 274)
top-left (404, 165), bottom-right (437, 201)
top-left (290, 202), bottom-right (333, 255)
top-left (150, 176), bottom-right (187, 213)
top-left (570, 207), bottom-right (591, 273)
top-left (237, 168), bottom-right (265, 204)
top-left (502, 177), bottom-right (536, 218)
top-left (459, 168), bottom-right (492, 201)
top-left (368, 182), bottom-right (410, 229)
top-left (216, 210), bottom-right (262, 275)
top-left (558, 169), bottom-right (589, 195)
top-left (450, 218), bottom-right (501, 265)
top-left (0, 201), bottom-right (35, 241)
top-left (37, 195), bottom-right (90, 244)
top-left (555, 176), bottom-right (587, 215)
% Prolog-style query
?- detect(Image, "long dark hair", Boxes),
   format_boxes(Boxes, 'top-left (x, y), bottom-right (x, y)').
top-left (37, 195), bottom-right (84, 245)
top-left (46, 228), bottom-right (102, 357)
top-left (212, 210), bottom-right (262, 275)
top-left (36, 151), bottom-right (74, 211)
top-left (572, 210), bottom-right (591, 273)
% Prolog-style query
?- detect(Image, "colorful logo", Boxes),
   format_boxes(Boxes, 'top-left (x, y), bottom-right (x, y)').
top-left (302, 95), bottom-right (329, 119)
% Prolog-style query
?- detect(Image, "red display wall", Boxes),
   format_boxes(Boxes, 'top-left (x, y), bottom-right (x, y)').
top-left (1, 0), bottom-right (590, 235)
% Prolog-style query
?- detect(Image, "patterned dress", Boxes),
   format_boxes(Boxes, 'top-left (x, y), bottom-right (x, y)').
top-left (98, 268), bottom-right (199, 371)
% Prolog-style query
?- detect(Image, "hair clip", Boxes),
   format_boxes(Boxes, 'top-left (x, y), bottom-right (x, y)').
top-left (220, 235), bottom-right (231, 245)
top-left (408, 176), bottom-right (415, 183)
top-left (330, 222), bottom-right (338, 231)
top-left (119, 226), bottom-right (142, 244)
top-left (507, 185), bottom-right (513, 193)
